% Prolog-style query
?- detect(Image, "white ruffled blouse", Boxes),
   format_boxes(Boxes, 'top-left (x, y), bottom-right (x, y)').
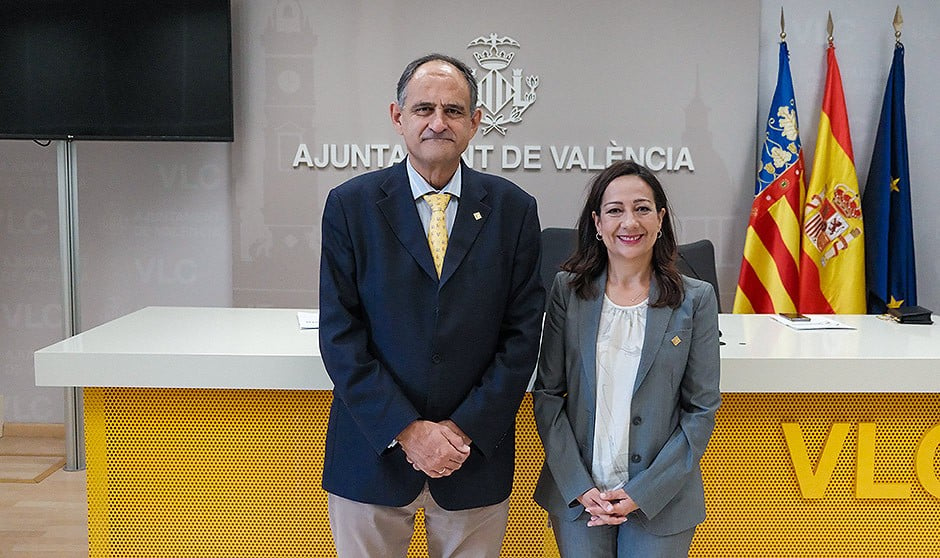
top-left (591, 294), bottom-right (647, 491)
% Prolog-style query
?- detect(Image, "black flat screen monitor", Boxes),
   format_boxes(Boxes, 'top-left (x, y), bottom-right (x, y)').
top-left (0, 0), bottom-right (233, 141)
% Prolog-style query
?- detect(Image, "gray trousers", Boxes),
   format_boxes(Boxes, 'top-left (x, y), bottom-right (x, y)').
top-left (550, 511), bottom-right (696, 558)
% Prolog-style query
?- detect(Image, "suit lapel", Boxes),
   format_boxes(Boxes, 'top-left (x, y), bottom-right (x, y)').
top-left (375, 163), bottom-right (438, 282)
top-left (634, 278), bottom-right (673, 393)
top-left (439, 165), bottom-right (489, 286)
top-left (579, 270), bottom-right (606, 400)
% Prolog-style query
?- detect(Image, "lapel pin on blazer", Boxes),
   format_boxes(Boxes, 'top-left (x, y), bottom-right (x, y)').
top-left (671, 335), bottom-right (682, 346)
top-left (473, 211), bottom-right (482, 220)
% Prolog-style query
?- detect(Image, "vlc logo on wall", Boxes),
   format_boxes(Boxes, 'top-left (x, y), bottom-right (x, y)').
top-left (468, 33), bottom-right (538, 136)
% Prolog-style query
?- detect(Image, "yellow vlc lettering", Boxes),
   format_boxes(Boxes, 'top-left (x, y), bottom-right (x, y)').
top-left (855, 422), bottom-right (911, 499)
top-left (916, 424), bottom-right (940, 499)
top-left (782, 422), bottom-right (850, 499)
top-left (784, 422), bottom-right (940, 500)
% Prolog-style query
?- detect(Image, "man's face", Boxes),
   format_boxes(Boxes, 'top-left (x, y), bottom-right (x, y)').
top-left (390, 61), bottom-right (481, 183)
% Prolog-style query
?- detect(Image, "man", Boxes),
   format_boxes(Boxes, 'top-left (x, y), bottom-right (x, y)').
top-left (318, 53), bottom-right (544, 557)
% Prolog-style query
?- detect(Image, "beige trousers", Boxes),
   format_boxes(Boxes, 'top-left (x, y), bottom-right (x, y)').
top-left (328, 484), bottom-right (510, 558)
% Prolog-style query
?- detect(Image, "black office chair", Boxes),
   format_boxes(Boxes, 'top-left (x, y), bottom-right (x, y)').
top-left (676, 239), bottom-right (721, 311)
top-left (539, 228), bottom-right (579, 307)
top-left (539, 228), bottom-right (720, 311)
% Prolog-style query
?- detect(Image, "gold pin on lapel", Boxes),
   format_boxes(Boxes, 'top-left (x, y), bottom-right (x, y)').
top-left (473, 212), bottom-right (482, 221)
top-left (671, 336), bottom-right (682, 346)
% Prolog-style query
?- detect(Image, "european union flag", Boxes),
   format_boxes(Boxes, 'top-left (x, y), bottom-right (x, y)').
top-left (862, 44), bottom-right (916, 314)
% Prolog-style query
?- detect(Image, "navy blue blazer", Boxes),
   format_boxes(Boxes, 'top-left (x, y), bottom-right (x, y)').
top-left (318, 161), bottom-right (544, 510)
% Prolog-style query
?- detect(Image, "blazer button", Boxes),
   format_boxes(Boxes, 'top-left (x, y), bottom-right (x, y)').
top-left (431, 353), bottom-right (442, 364)
top-left (632, 416), bottom-right (642, 426)
top-left (631, 454), bottom-right (641, 463)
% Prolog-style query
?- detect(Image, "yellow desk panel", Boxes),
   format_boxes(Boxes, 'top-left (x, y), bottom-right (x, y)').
top-left (692, 393), bottom-right (940, 557)
top-left (85, 389), bottom-right (940, 556)
top-left (85, 388), bottom-right (549, 557)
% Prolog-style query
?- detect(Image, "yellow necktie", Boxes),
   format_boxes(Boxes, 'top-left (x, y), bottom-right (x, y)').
top-left (424, 193), bottom-right (451, 277)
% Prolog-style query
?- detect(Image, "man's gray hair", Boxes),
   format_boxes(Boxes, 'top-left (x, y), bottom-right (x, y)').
top-left (395, 53), bottom-right (478, 110)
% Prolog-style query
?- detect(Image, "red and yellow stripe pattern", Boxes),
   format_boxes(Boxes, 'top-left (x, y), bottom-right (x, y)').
top-left (799, 45), bottom-right (865, 314)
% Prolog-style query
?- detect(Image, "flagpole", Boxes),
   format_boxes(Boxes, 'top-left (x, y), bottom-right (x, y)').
top-left (893, 6), bottom-right (903, 45)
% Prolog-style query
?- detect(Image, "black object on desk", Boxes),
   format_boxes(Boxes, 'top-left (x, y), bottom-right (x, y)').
top-left (887, 305), bottom-right (934, 325)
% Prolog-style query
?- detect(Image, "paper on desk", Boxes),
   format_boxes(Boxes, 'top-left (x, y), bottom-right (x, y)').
top-left (770, 314), bottom-right (855, 330)
top-left (297, 311), bottom-right (319, 329)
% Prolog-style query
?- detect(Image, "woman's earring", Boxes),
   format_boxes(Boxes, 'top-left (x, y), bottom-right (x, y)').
top-left (657, 230), bottom-right (663, 239)
top-left (596, 232), bottom-right (603, 241)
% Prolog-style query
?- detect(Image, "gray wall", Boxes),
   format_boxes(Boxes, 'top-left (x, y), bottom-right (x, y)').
top-left (2, 0), bottom-right (937, 424)
top-left (1, 142), bottom-right (62, 423)
top-left (0, 142), bottom-right (232, 423)
top-left (232, 0), bottom-right (760, 309)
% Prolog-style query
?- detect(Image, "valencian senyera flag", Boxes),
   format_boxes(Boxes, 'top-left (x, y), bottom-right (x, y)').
top-left (734, 42), bottom-right (805, 313)
top-left (799, 43), bottom-right (865, 313)
top-left (861, 43), bottom-right (915, 314)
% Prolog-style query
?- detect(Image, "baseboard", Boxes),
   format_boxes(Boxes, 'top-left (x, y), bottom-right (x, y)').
top-left (1, 423), bottom-right (66, 438)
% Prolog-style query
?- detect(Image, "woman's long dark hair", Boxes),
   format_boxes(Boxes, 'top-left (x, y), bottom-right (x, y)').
top-left (562, 160), bottom-right (684, 308)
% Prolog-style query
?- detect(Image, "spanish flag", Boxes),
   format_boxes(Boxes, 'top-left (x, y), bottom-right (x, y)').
top-left (734, 42), bottom-right (805, 313)
top-left (799, 44), bottom-right (865, 313)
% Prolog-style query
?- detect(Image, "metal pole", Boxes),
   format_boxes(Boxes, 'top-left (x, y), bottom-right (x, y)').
top-left (56, 139), bottom-right (85, 471)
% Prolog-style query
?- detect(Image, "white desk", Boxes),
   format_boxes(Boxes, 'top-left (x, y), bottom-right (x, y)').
top-left (35, 306), bottom-right (331, 389)
top-left (35, 307), bottom-right (940, 393)
top-left (717, 313), bottom-right (940, 392)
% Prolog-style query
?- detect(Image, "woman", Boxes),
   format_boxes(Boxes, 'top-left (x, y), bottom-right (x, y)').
top-left (533, 161), bottom-right (721, 556)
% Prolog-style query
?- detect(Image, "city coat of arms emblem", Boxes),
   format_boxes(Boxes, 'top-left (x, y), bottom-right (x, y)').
top-left (467, 33), bottom-right (539, 136)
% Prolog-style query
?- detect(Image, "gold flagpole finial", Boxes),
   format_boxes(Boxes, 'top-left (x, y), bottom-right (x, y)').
top-left (893, 5), bottom-right (903, 43)
top-left (827, 12), bottom-right (834, 46)
top-left (780, 7), bottom-right (786, 40)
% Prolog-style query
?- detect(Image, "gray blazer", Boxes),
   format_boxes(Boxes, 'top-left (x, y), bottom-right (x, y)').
top-left (532, 270), bottom-right (721, 536)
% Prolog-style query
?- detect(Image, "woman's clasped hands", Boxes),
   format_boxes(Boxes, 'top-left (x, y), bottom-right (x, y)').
top-left (577, 486), bottom-right (639, 527)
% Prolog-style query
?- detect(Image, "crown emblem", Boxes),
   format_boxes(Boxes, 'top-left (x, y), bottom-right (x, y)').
top-left (468, 34), bottom-right (518, 70)
top-left (832, 184), bottom-right (861, 219)
top-left (472, 49), bottom-right (514, 70)
top-left (467, 33), bottom-right (539, 136)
